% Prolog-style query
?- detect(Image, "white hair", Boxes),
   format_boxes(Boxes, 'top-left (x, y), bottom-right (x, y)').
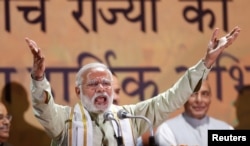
top-left (75, 62), bottom-right (113, 87)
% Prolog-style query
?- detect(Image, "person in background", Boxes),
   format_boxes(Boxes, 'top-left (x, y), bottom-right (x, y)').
top-left (111, 72), bottom-right (121, 105)
top-left (25, 26), bottom-right (240, 146)
top-left (155, 79), bottom-right (233, 146)
top-left (1, 82), bottom-right (51, 146)
top-left (0, 102), bottom-right (12, 146)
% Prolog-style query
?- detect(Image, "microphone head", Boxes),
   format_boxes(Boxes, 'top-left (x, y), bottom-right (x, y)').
top-left (103, 111), bottom-right (114, 121)
top-left (117, 109), bottom-right (128, 119)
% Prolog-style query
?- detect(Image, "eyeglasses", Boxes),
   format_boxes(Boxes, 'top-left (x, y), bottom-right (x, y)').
top-left (83, 79), bottom-right (112, 90)
top-left (0, 114), bottom-right (12, 122)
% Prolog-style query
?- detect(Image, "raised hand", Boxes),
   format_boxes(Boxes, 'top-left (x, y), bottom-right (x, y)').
top-left (203, 26), bottom-right (241, 68)
top-left (25, 37), bottom-right (45, 80)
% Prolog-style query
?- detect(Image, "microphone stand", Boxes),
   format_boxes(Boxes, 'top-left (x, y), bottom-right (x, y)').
top-left (127, 115), bottom-right (157, 146)
top-left (149, 135), bottom-right (157, 146)
top-left (111, 118), bottom-right (124, 146)
top-left (117, 109), bottom-right (158, 146)
top-left (116, 136), bottom-right (124, 146)
top-left (104, 111), bottom-right (124, 146)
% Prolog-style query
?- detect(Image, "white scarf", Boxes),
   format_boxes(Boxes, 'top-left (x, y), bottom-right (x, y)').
top-left (68, 102), bottom-right (134, 146)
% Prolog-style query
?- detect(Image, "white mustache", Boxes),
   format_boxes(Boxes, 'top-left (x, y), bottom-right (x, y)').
top-left (92, 93), bottom-right (109, 101)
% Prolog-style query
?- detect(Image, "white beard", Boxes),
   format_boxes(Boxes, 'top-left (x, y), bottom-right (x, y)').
top-left (80, 89), bottom-right (114, 113)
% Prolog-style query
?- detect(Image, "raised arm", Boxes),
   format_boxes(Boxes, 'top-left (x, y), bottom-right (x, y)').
top-left (128, 26), bottom-right (241, 137)
top-left (25, 37), bottom-right (70, 141)
top-left (203, 26), bottom-right (241, 68)
top-left (25, 37), bottom-right (45, 81)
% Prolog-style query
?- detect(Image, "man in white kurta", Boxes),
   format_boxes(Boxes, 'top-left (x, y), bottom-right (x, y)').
top-left (25, 26), bottom-right (241, 146)
top-left (31, 60), bottom-right (209, 146)
top-left (155, 80), bottom-right (234, 146)
top-left (155, 112), bottom-right (233, 146)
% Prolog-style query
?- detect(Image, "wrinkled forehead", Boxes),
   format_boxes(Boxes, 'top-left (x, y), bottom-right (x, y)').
top-left (84, 67), bottom-right (112, 81)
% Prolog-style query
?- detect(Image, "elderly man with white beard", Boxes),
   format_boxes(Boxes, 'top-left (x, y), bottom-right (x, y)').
top-left (25, 26), bottom-right (241, 146)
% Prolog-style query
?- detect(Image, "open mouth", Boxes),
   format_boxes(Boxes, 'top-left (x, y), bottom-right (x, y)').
top-left (94, 95), bottom-right (108, 105)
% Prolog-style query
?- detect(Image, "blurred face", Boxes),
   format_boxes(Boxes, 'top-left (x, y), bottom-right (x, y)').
top-left (0, 103), bottom-right (11, 142)
top-left (184, 80), bottom-right (211, 119)
top-left (112, 75), bottom-right (121, 105)
top-left (76, 67), bottom-right (114, 113)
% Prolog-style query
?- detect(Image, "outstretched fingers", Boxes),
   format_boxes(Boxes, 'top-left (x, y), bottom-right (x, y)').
top-left (210, 28), bottom-right (219, 42)
top-left (25, 37), bottom-right (43, 59)
top-left (208, 28), bottom-right (220, 49)
top-left (227, 26), bottom-right (241, 38)
top-left (25, 37), bottom-right (38, 52)
top-left (225, 26), bottom-right (241, 48)
top-left (25, 37), bottom-right (46, 77)
top-left (203, 26), bottom-right (241, 68)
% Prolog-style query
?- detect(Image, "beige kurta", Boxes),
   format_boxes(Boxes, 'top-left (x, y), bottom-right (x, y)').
top-left (30, 60), bottom-right (210, 146)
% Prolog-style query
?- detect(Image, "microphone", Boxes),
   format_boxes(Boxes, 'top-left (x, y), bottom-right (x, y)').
top-left (117, 109), bottom-right (157, 146)
top-left (104, 111), bottom-right (115, 121)
top-left (103, 111), bottom-right (124, 146)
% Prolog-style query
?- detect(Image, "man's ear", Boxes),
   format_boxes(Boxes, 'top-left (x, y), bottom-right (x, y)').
top-left (75, 87), bottom-right (80, 96)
